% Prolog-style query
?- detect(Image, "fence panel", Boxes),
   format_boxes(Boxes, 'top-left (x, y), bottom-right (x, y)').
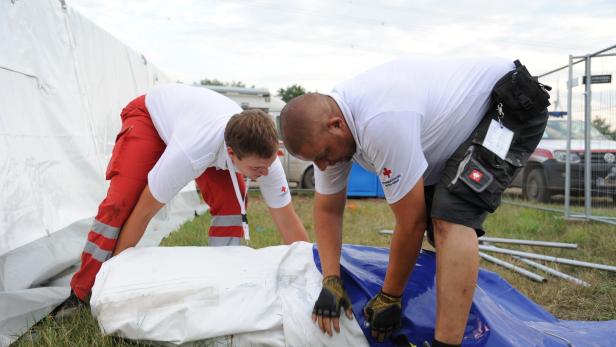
top-left (505, 45), bottom-right (616, 225)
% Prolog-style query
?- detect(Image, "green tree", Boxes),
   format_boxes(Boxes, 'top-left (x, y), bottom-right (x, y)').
top-left (198, 79), bottom-right (247, 88)
top-left (199, 78), bottom-right (223, 86)
top-left (277, 84), bottom-right (306, 102)
top-left (592, 116), bottom-right (616, 140)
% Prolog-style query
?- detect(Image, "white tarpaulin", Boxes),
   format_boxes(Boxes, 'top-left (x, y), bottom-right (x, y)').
top-left (0, 1), bottom-right (204, 345)
top-left (91, 242), bottom-right (369, 346)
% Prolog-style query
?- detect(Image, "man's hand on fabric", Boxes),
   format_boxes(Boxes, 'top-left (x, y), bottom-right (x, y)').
top-left (363, 290), bottom-right (402, 342)
top-left (312, 275), bottom-right (354, 336)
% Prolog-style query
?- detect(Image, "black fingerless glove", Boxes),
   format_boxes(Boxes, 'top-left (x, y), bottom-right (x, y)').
top-left (312, 275), bottom-right (352, 318)
top-left (363, 290), bottom-right (402, 342)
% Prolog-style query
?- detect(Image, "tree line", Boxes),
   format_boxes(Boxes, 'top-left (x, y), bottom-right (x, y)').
top-left (194, 78), bottom-right (308, 103)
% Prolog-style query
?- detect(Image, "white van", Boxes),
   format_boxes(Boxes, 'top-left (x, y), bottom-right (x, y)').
top-left (202, 85), bottom-right (314, 188)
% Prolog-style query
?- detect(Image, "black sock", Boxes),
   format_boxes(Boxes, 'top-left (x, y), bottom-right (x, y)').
top-left (431, 339), bottom-right (461, 347)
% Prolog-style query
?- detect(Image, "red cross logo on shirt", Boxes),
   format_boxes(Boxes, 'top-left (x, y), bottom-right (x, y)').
top-left (281, 186), bottom-right (287, 193)
top-left (469, 169), bottom-right (483, 183)
top-left (382, 167), bottom-right (392, 178)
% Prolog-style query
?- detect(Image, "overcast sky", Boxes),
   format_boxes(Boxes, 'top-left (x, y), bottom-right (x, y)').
top-left (68, 0), bottom-right (615, 93)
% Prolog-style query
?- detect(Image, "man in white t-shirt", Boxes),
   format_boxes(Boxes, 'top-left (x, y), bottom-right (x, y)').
top-left (58, 84), bottom-right (309, 312)
top-left (279, 57), bottom-right (550, 346)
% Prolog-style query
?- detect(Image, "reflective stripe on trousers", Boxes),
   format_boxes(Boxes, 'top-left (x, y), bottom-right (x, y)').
top-left (208, 236), bottom-right (242, 246)
top-left (82, 220), bottom-right (120, 262)
top-left (210, 215), bottom-right (243, 227)
top-left (195, 167), bottom-right (248, 243)
top-left (208, 214), bottom-right (243, 246)
top-left (70, 95), bottom-right (166, 301)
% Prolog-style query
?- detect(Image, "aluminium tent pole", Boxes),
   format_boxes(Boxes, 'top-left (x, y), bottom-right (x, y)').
top-left (479, 245), bottom-right (616, 272)
top-left (479, 252), bottom-right (546, 282)
top-left (479, 237), bottom-right (577, 249)
top-left (512, 256), bottom-right (590, 287)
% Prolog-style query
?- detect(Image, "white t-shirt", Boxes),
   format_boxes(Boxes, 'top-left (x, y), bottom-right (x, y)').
top-left (315, 56), bottom-right (515, 204)
top-left (145, 84), bottom-right (291, 208)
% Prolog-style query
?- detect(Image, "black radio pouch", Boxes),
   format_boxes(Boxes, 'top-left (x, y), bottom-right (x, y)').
top-left (492, 60), bottom-right (551, 125)
top-left (447, 142), bottom-right (526, 213)
top-left (445, 60), bottom-right (550, 212)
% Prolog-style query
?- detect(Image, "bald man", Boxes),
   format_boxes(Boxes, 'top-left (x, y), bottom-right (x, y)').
top-left (280, 57), bottom-right (550, 346)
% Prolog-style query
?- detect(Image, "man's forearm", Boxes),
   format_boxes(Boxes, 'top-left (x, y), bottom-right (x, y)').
top-left (314, 191), bottom-right (346, 277)
top-left (382, 178), bottom-right (428, 296)
top-left (112, 185), bottom-right (163, 256)
top-left (112, 213), bottom-right (151, 256)
top-left (269, 203), bottom-right (309, 244)
top-left (314, 210), bottom-right (343, 277)
top-left (382, 223), bottom-right (425, 296)
top-left (282, 216), bottom-right (309, 244)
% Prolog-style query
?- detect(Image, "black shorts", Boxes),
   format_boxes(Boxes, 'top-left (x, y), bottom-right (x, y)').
top-left (425, 60), bottom-right (550, 242)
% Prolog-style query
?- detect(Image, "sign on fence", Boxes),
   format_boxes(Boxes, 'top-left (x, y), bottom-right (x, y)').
top-left (583, 74), bottom-right (612, 84)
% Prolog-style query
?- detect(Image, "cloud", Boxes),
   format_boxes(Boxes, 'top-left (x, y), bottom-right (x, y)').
top-left (68, 0), bottom-right (615, 93)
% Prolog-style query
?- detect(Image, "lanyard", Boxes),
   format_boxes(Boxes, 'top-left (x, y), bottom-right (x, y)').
top-left (226, 154), bottom-right (250, 241)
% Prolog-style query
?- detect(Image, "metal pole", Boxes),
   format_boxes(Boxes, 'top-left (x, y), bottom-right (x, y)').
top-left (536, 44), bottom-right (616, 78)
top-left (577, 43), bottom-right (616, 59)
top-left (565, 54), bottom-right (573, 219)
top-left (504, 200), bottom-right (564, 214)
top-left (574, 52), bottom-right (616, 59)
top-left (584, 54), bottom-right (592, 218)
top-left (569, 214), bottom-right (616, 225)
top-left (479, 245), bottom-right (616, 272)
top-left (512, 256), bottom-right (590, 287)
top-left (479, 237), bottom-right (577, 249)
top-left (479, 252), bottom-right (546, 282)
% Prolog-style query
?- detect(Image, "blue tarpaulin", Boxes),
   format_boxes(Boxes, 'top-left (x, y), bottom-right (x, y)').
top-left (313, 244), bottom-right (616, 347)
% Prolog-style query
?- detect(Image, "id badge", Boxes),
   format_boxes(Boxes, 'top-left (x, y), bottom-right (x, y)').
top-left (242, 222), bottom-right (250, 241)
top-left (483, 119), bottom-right (514, 160)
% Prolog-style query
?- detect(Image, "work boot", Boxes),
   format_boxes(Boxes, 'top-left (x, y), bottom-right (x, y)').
top-left (50, 290), bottom-right (87, 319)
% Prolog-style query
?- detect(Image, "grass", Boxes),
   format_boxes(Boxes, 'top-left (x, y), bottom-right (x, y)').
top-left (13, 310), bottom-right (140, 347)
top-left (14, 191), bottom-right (616, 346)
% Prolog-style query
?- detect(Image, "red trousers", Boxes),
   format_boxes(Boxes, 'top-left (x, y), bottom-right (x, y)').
top-left (70, 95), bottom-right (246, 300)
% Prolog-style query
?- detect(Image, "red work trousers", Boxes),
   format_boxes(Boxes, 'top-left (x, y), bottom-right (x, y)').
top-left (70, 95), bottom-right (246, 301)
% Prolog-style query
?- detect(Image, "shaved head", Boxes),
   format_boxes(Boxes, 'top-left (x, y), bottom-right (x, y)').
top-left (280, 93), bottom-right (356, 170)
top-left (280, 93), bottom-right (337, 156)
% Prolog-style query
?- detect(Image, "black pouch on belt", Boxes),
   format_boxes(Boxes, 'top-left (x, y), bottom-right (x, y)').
top-left (445, 60), bottom-right (548, 212)
top-left (446, 107), bottom-right (530, 213)
top-left (447, 143), bottom-right (527, 213)
top-left (492, 59), bottom-right (551, 125)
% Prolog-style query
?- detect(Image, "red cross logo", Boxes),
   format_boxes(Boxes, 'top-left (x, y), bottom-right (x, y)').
top-left (469, 169), bottom-right (483, 183)
top-left (281, 186), bottom-right (287, 193)
top-left (382, 167), bottom-right (392, 178)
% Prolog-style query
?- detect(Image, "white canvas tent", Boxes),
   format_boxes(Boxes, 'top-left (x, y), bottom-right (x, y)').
top-left (0, 1), bottom-right (204, 345)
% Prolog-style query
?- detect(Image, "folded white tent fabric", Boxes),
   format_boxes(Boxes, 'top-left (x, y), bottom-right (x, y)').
top-left (90, 242), bottom-right (368, 346)
top-left (0, 1), bottom-right (206, 345)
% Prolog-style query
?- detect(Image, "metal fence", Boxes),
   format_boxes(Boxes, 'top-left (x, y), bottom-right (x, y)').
top-left (507, 44), bottom-right (616, 225)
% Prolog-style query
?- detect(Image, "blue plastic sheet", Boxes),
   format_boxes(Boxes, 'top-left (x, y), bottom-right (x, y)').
top-left (313, 244), bottom-right (616, 347)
